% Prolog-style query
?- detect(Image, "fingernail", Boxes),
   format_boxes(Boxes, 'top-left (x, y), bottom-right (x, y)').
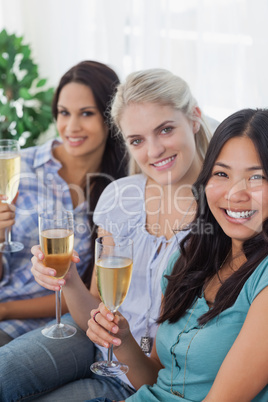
top-left (38, 253), bottom-right (44, 259)
top-left (113, 338), bottom-right (120, 346)
top-left (111, 325), bottom-right (118, 334)
top-left (107, 313), bottom-right (114, 320)
top-left (58, 280), bottom-right (65, 285)
top-left (49, 270), bottom-right (55, 276)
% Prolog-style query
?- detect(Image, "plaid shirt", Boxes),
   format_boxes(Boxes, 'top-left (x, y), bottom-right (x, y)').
top-left (0, 139), bottom-right (91, 339)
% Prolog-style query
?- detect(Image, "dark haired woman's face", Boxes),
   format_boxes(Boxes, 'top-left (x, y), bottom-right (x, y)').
top-left (56, 82), bottom-right (108, 160)
top-left (206, 136), bottom-right (268, 250)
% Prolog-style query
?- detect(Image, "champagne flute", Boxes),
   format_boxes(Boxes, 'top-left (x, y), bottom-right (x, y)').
top-left (0, 139), bottom-right (23, 253)
top-left (39, 210), bottom-right (77, 339)
top-left (90, 235), bottom-right (133, 377)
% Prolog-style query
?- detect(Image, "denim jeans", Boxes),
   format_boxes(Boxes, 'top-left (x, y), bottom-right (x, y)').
top-left (0, 314), bottom-right (135, 402)
top-left (85, 399), bottom-right (115, 402)
top-left (0, 329), bottom-right (13, 346)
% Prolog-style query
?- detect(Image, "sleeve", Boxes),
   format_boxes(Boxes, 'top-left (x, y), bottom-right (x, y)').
top-left (93, 176), bottom-right (144, 237)
top-left (247, 256), bottom-right (268, 303)
top-left (160, 250), bottom-right (181, 295)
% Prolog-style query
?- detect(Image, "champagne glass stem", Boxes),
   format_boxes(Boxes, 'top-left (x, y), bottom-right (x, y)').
top-left (5, 227), bottom-right (11, 244)
top-left (55, 288), bottom-right (62, 327)
top-left (107, 342), bottom-right (113, 363)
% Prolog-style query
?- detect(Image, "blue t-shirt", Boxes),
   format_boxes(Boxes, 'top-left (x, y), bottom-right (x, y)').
top-left (127, 252), bottom-right (268, 402)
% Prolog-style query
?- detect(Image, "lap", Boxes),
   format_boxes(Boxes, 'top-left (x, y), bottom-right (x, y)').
top-left (0, 330), bottom-right (13, 347)
top-left (35, 373), bottom-right (135, 402)
top-left (0, 314), bottom-right (97, 402)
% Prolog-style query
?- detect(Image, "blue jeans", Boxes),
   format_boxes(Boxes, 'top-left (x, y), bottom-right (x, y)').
top-left (85, 399), bottom-right (115, 402)
top-left (0, 314), bottom-right (135, 402)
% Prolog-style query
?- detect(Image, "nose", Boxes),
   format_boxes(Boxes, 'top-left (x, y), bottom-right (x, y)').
top-left (225, 179), bottom-right (250, 203)
top-left (147, 138), bottom-right (165, 159)
top-left (66, 115), bottom-right (81, 132)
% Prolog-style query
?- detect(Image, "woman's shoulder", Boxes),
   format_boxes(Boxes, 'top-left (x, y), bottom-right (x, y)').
top-left (20, 139), bottom-right (59, 170)
top-left (94, 174), bottom-right (146, 226)
top-left (95, 174), bottom-right (146, 208)
top-left (161, 250), bottom-right (181, 294)
top-left (107, 173), bottom-right (146, 191)
top-left (245, 255), bottom-right (268, 303)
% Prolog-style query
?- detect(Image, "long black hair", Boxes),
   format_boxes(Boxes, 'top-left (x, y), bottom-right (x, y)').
top-left (52, 61), bottom-right (128, 287)
top-left (158, 108), bottom-right (268, 325)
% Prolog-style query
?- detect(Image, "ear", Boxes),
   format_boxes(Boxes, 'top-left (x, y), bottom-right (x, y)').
top-left (192, 106), bottom-right (201, 134)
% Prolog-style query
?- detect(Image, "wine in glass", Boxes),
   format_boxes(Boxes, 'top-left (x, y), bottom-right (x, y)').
top-left (39, 210), bottom-right (77, 339)
top-left (90, 235), bottom-right (133, 377)
top-left (0, 139), bottom-right (24, 253)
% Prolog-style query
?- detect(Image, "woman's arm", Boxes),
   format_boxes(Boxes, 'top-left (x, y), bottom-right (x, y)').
top-left (30, 226), bottom-right (112, 331)
top-left (87, 303), bottom-right (163, 389)
top-left (0, 194), bottom-right (16, 280)
top-left (0, 293), bottom-right (68, 320)
top-left (31, 251), bottom-right (101, 331)
top-left (203, 286), bottom-right (268, 402)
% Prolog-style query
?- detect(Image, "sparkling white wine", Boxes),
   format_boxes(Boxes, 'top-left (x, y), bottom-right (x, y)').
top-left (0, 154), bottom-right (20, 203)
top-left (96, 256), bottom-right (133, 312)
top-left (40, 228), bottom-right (74, 278)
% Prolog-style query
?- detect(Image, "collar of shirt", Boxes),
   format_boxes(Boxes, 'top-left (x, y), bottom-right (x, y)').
top-left (33, 138), bottom-right (62, 169)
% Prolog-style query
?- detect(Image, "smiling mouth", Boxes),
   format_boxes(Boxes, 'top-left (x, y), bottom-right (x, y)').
top-left (152, 155), bottom-right (176, 167)
top-left (225, 209), bottom-right (257, 219)
top-left (67, 137), bottom-right (85, 143)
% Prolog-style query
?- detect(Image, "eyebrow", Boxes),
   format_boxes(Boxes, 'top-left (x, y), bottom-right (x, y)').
top-left (57, 105), bottom-right (97, 110)
top-left (125, 120), bottom-right (175, 139)
top-left (214, 162), bottom-right (263, 171)
top-left (153, 120), bottom-right (175, 133)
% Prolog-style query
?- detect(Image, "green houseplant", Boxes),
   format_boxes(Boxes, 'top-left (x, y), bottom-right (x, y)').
top-left (0, 29), bottom-right (54, 148)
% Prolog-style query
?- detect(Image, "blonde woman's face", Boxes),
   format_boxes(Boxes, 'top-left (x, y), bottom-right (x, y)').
top-left (120, 102), bottom-right (202, 187)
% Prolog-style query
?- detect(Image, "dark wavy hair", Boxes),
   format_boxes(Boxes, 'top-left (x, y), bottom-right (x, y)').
top-left (52, 61), bottom-right (128, 287)
top-left (158, 108), bottom-right (268, 325)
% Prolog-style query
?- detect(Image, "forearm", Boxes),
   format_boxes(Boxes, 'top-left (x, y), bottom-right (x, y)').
top-left (62, 267), bottom-right (100, 331)
top-left (0, 254), bottom-right (3, 281)
top-left (114, 334), bottom-right (162, 389)
top-left (0, 294), bottom-right (66, 320)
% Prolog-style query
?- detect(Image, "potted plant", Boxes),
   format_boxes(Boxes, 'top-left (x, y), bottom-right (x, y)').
top-left (0, 29), bottom-right (54, 148)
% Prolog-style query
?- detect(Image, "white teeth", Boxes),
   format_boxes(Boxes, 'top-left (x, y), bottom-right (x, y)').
top-left (226, 210), bottom-right (255, 219)
top-left (153, 156), bottom-right (175, 167)
top-left (68, 137), bottom-right (84, 143)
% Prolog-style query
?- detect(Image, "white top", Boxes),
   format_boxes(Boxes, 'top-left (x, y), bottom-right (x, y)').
top-left (93, 174), bottom-right (189, 386)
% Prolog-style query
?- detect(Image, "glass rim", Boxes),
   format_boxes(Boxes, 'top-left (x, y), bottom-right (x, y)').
top-left (96, 235), bottom-right (133, 246)
top-left (39, 210), bottom-right (73, 221)
top-left (0, 139), bottom-right (20, 151)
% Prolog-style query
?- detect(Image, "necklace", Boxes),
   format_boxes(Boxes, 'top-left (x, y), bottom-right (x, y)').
top-left (170, 250), bottom-right (231, 396)
top-left (140, 196), bottom-right (196, 355)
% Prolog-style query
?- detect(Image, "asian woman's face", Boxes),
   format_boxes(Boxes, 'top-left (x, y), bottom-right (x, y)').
top-left (206, 136), bottom-right (268, 249)
top-left (120, 102), bottom-right (202, 187)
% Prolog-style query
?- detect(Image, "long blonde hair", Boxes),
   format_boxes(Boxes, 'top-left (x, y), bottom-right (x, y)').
top-left (110, 68), bottom-right (212, 174)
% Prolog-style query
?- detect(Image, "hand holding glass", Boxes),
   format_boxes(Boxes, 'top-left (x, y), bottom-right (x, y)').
top-left (90, 236), bottom-right (133, 377)
top-left (39, 210), bottom-right (77, 339)
top-left (0, 139), bottom-right (23, 252)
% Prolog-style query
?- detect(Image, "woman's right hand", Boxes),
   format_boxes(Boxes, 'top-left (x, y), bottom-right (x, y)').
top-left (0, 194), bottom-right (16, 240)
top-left (30, 245), bottom-right (80, 291)
top-left (87, 302), bottom-right (131, 349)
